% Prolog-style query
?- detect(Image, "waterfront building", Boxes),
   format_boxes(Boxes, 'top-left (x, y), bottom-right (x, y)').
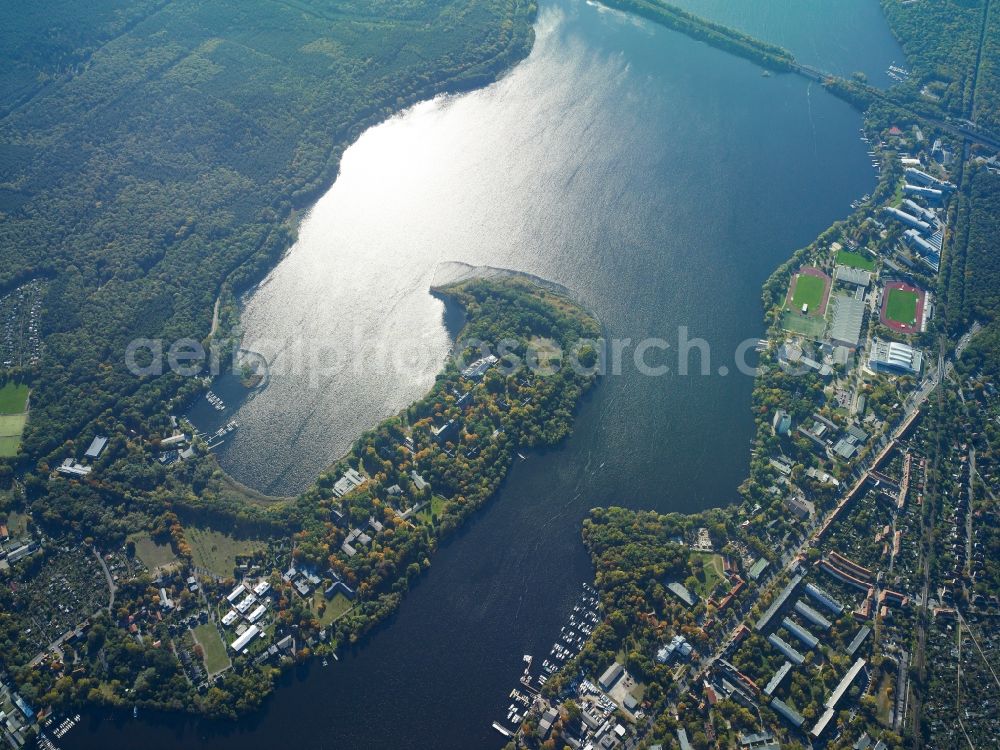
top-left (771, 409), bottom-right (792, 436)
top-left (598, 662), bottom-right (624, 691)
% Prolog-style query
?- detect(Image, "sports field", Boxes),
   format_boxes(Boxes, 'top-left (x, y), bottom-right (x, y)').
top-left (836, 249), bottom-right (876, 271)
top-left (0, 383), bottom-right (28, 413)
top-left (880, 281), bottom-right (925, 334)
top-left (885, 288), bottom-right (919, 325)
top-left (791, 275), bottom-right (826, 312)
top-left (780, 311), bottom-right (827, 338)
top-left (0, 384), bottom-right (29, 458)
top-left (192, 622), bottom-right (231, 675)
top-left (787, 267), bottom-right (831, 315)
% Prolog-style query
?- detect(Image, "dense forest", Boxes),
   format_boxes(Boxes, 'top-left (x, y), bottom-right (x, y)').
top-left (880, 0), bottom-right (984, 119)
top-left (0, 0), bottom-right (536, 465)
top-left (946, 166), bottom-right (1000, 329)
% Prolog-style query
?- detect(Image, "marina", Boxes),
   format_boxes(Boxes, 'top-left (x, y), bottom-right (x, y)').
top-left (886, 63), bottom-right (910, 83)
top-left (492, 583), bottom-right (601, 736)
top-left (205, 390), bottom-right (226, 412)
top-left (37, 713), bottom-right (82, 750)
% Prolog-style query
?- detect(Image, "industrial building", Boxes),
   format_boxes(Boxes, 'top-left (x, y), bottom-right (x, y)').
top-left (598, 662), bottom-right (624, 691)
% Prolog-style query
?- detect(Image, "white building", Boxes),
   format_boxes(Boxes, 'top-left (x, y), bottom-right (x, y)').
top-left (230, 624), bottom-right (260, 653)
top-left (868, 339), bottom-right (922, 376)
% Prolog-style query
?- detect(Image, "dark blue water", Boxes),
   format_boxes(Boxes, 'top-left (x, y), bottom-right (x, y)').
top-left (65, 0), bottom-right (895, 747)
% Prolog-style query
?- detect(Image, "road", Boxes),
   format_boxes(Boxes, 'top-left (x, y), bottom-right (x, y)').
top-left (790, 62), bottom-right (1000, 152)
top-left (665, 319), bottom-right (980, 741)
top-left (93, 546), bottom-right (116, 614)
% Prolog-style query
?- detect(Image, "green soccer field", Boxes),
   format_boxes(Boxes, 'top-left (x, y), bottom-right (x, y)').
top-left (790, 274), bottom-right (826, 314)
top-left (836, 249), bottom-right (876, 271)
top-left (0, 383), bottom-right (28, 414)
top-left (192, 622), bottom-right (231, 675)
top-left (885, 288), bottom-right (919, 324)
top-left (0, 415), bottom-right (26, 458)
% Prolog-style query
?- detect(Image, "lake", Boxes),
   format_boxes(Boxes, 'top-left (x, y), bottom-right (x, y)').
top-left (67, 0), bottom-right (901, 747)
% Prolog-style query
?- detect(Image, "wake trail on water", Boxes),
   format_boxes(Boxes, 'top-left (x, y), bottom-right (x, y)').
top-left (805, 82), bottom-right (819, 159)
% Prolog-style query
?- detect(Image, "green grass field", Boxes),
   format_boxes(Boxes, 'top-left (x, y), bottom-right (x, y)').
top-left (0, 415), bottom-right (26, 458)
top-left (885, 288), bottom-right (919, 325)
top-left (0, 383), bottom-right (28, 413)
top-left (417, 494), bottom-right (448, 525)
top-left (790, 274), bottom-right (826, 314)
top-left (0, 384), bottom-right (29, 457)
top-left (836, 249), bottom-right (876, 271)
top-left (314, 591), bottom-right (354, 627)
top-left (192, 622), bottom-right (231, 674)
top-left (5, 510), bottom-right (29, 536)
top-left (690, 552), bottom-right (726, 597)
top-left (128, 532), bottom-right (178, 571)
top-left (187, 526), bottom-right (265, 578)
top-left (780, 310), bottom-right (827, 338)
